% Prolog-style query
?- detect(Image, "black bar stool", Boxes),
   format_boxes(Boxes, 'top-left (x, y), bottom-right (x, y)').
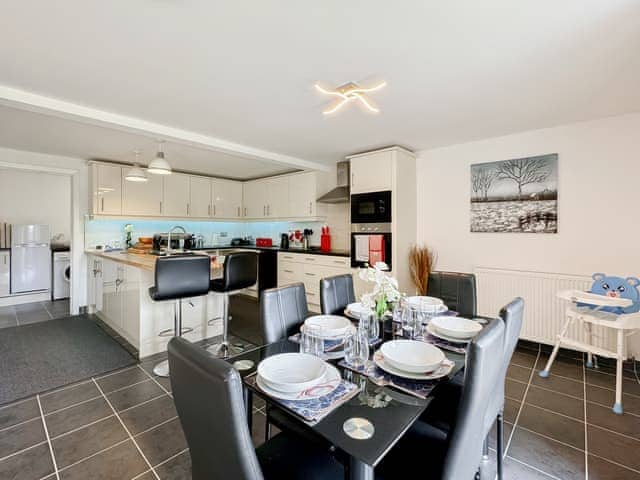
top-left (207, 251), bottom-right (258, 358)
top-left (149, 254), bottom-right (211, 377)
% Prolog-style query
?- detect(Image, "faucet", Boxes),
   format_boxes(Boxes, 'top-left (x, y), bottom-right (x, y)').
top-left (166, 225), bottom-right (187, 254)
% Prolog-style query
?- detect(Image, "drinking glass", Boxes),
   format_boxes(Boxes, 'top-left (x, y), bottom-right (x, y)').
top-left (359, 311), bottom-right (379, 343)
top-left (344, 329), bottom-right (369, 368)
top-left (401, 306), bottom-right (417, 339)
top-left (300, 326), bottom-right (324, 357)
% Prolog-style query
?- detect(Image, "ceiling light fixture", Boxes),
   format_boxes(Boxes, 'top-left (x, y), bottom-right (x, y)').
top-left (314, 80), bottom-right (386, 115)
top-left (148, 141), bottom-right (172, 175)
top-left (125, 150), bottom-right (148, 182)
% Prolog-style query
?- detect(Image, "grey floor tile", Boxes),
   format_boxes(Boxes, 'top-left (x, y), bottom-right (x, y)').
top-left (531, 373), bottom-right (584, 399)
top-left (586, 402), bottom-right (640, 440)
top-left (95, 367), bottom-right (149, 394)
top-left (119, 395), bottom-right (177, 435)
top-left (586, 383), bottom-right (640, 416)
top-left (0, 442), bottom-right (54, 480)
top-left (153, 375), bottom-right (172, 393)
top-left (40, 381), bottom-right (101, 414)
top-left (0, 315), bottom-right (17, 328)
top-left (251, 410), bottom-right (267, 447)
top-left (14, 302), bottom-right (46, 313)
top-left (134, 418), bottom-right (187, 466)
top-left (106, 380), bottom-right (164, 412)
top-left (507, 364), bottom-right (533, 383)
top-left (510, 350), bottom-right (539, 369)
top-left (52, 416), bottom-right (127, 469)
top-left (585, 369), bottom-right (640, 397)
top-left (588, 424), bottom-right (640, 472)
top-left (0, 398), bottom-right (40, 430)
top-left (132, 471), bottom-right (156, 480)
top-left (503, 456), bottom-right (560, 479)
top-left (45, 397), bottom-right (112, 438)
top-left (58, 440), bottom-right (148, 480)
top-left (536, 354), bottom-right (584, 381)
top-left (525, 385), bottom-right (585, 421)
top-left (154, 449), bottom-right (191, 479)
top-left (17, 311), bottom-right (53, 325)
top-left (517, 404), bottom-right (585, 449)
top-left (506, 379), bottom-right (528, 401)
top-left (0, 417), bottom-right (46, 459)
top-left (488, 420), bottom-right (514, 451)
top-left (588, 454), bottom-right (640, 480)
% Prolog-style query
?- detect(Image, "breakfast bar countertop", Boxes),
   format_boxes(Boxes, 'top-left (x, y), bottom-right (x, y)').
top-left (85, 249), bottom-right (223, 272)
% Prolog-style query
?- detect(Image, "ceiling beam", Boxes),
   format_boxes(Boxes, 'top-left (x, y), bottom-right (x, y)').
top-left (0, 84), bottom-right (331, 172)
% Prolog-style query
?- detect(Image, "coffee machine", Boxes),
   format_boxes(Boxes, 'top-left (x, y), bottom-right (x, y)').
top-left (280, 233), bottom-right (289, 249)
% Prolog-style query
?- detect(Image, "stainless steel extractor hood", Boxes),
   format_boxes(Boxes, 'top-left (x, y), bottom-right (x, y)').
top-left (317, 161), bottom-right (350, 203)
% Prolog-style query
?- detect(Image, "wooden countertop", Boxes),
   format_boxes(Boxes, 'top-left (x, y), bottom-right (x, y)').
top-left (86, 250), bottom-right (223, 272)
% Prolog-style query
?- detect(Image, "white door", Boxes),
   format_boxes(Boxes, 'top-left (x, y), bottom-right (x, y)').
top-left (189, 176), bottom-right (211, 218)
top-left (350, 150), bottom-right (393, 194)
top-left (162, 173), bottom-right (190, 217)
top-left (288, 172), bottom-right (316, 217)
top-left (212, 179), bottom-right (243, 218)
top-left (95, 164), bottom-right (123, 215)
top-left (0, 252), bottom-right (9, 297)
top-left (123, 173), bottom-right (163, 216)
top-left (242, 180), bottom-right (267, 218)
top-left (265, 176), bottom-right (289, 217)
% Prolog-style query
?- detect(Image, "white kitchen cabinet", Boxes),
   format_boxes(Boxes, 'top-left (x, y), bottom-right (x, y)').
top-left (264, 176), bottom-right (290, 218)
top-left (162, 173), bottom-right (190, 218)
top-left (212, 178), bottom-right (243, 219)
top-left (97, 259), bottom-right (140, 346)
top-left (123, 172), bottom-right (163, 216)
top-left (288, 171), bottom-right (329, 218)
top-left (189, 176), bottom-right (212, 218)
top-left (0, 252), bottom-right (10, 297)
top-left (242, 180), bottom-right (267, 218)
top-left (91, 164), bottom-right (123, 215)
top-left (348, 149), bottom-right (394, 194)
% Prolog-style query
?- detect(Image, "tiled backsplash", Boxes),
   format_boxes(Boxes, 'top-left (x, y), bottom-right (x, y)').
top-left (84, 204), bottom-right (350, 251)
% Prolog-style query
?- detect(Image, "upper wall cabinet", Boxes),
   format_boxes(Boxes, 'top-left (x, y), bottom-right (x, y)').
top-left (123, 173), bottom-right (163, 216)
top-left (348, 149), bottom-right (394, 194)
top-left (212, 178), bottom-right (243, 219)
top-left (288, 172), bottom-right (328, 218)
top-left (264, 176), bottom-right (289, 218)
top-left (242, 180), bottom-right (267, 218)
top-left (91, 164), bottom-right (123, 215)
top-left (162, 173), bottom-right (190, 217)
top-left (189, 176), bottom-right (212, 218)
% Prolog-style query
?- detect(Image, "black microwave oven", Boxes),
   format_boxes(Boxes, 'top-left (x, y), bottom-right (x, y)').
top-left (350, 190), bottom-right (391, 224)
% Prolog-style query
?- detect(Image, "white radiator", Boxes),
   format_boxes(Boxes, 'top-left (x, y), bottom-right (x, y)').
top-left (474, 267), bottom-right (623, 354)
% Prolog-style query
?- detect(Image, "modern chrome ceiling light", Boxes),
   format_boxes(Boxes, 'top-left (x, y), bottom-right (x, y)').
top-left (314, 80), bottom-right (386, 115)
top-left (125, 150), bottom-right (148, 182)
top-left (148, 141), bottom-right (172, 175)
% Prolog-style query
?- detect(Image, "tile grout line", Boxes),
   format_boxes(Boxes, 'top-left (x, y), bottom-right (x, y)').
top-left (118, 393), bottom-right (168, 414)
top-left (0, 440), bottom-right (48, 463)
top-left (41, 303), bottom-right (54, 319)
top-left (506, 455), bottom-right (563, 480)
top-left (0, 415), bottom-right (42, 434)
top-left (588, 452), bottom-right (640, 475)
top-left (132, 415), bottom-right (179, 438)
top-left (50, 414), bottom-right (115, 441)
top-left (92, 378), bottom-right (161, 480)
top-left (36, 394), bottom-right (60, 480)
top-left (136, 364), bottom-right (173, 397)
top-left (39, 379), bottom-right (95, 398)
top-left (504, 344), bottom-right (541, 455)
top-left (152, 446), bottom-right (189, 469)
top-left (57, 438), bottom-right (131, 474)
top-left (583, 355), bottom-right (589, 480)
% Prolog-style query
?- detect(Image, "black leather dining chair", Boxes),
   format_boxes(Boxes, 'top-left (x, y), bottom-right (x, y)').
top-left (148, 254), bottom-right (211, 377)
top-left (380, 317), bottom-right (506, 480)
top-left (168, 337), bottom-right (344, 480)
top-left (320, 274), bottom-right (356, 315)
top-left (427, 271), bottom-right (477, 317)
top-left (207, 252), bottom-right (258, 358)
top-left (260, 283), bottom-right (309, 345)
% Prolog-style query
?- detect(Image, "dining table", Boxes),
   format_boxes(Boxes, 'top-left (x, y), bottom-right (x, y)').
top-left (226, 313), bottom-right (494, 480)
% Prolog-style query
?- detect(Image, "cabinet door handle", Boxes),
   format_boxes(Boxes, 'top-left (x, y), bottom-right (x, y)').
top-left (160, 201), bottom-right (163, 214)
top-left (268, 205), bottom-right (270, 216)
top-left (187, 203), bottom-right (190, 215)
top-left (309, 201), bottom-right (312, 214)
top-left (213, 205), bottom-right (216, 216)
top-left (208, 205), bottom-right (211, 216)
top-left (351, 172), bottom-right (355, 186)
top-left (284, 269), bottom-right (294, 273)
top-left (305, 272), bottom-right (316, 277)
top-left (307, 292), bottom-right (316, 297)
top-left (244, 207), bottom-right (247, 217)
top-left (237, 206), bottom-right (240, 217)
top-left (305, 258), bottom-right (316, 262)
top-left (263, 205), bottom-right (266, 216)
top-left (101, 197), bottom-right (104, 212)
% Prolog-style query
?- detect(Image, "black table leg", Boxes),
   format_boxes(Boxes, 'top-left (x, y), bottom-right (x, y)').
top-left (243, 388), bottom-right (253, 432)
top-left (348, 457), bottom-right (374, 480)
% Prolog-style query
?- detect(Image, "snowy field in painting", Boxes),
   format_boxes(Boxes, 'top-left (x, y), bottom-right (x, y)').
top-left (470, 199), bottom-right (557, 233)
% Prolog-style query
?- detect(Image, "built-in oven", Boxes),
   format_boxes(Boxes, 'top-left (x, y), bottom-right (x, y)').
top-left (350, 190), bottom-right (391, 225)
top-left (351, 223), bottom-right (392, 269)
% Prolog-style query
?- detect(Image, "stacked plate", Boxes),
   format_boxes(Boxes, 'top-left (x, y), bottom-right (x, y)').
top-left (374, 340), bottom-right (451, 380)
top-left (344, 302), bottom-right (372, 319)
top-left (406, 296), bottom-right (448, 314)
top-left (427, 316), bottom-right (483, 343)
top-left (304, 315), bottom-right (353, 338)
top-left (257, 353), bottom-right (340, 400)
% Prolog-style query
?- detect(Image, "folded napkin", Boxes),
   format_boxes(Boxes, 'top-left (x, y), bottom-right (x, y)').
top-left (246, 374), bottom-right (359, 425)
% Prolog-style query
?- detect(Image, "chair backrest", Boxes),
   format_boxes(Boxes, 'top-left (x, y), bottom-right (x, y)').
top-left (427, 271), bottom-right (477, 317)
top-left (168, 337), bottom-right (264, 480)
top-left (320, 274), bottom-right (356, 315)
top-left (221, 252), bottom-right (258, 291)
top-left (441, 318), bottom-right (505, 480)
top-left (152, 255), bottom-right (211, 301)
top-left (260, 283), bottom-right (309, 344)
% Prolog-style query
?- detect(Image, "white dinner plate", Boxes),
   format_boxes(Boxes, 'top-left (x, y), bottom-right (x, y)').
top-left (379, 340), bottom-right (445, 373)
top-left (373, 351), bottom-right (454, 380)
top-left (344, 302), bottom-right (372, 319)
top-left (430, 316), bottom-right (482, 339)
top-left (257, 353), bottom-right (327, 393)
top-left (426, 323), bottom-right (471, 344)
top-left (405, 297), bottom-right (448, 314)
top-left (304, 315), bottom-right (353, 338)
top-left (256, 364), bottom-right (341, 400)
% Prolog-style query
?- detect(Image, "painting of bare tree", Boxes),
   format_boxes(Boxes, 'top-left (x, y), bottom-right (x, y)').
top-left (470, 154), bottom-right (558, 233)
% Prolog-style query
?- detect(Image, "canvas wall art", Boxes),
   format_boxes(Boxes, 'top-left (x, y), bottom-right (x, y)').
top-left (470, 153), bottom-right (558, 233)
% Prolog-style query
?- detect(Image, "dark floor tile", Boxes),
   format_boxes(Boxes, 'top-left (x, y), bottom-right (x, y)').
top-left (536, 354), bottom-right (584, 381)
top-left (153, 375), bottom-right (172, 394)
top-left (45, 397), bottom-right (112, 438)
top-left (0, 417), bottom-right (46, 458)
top-left (586, 384), bottom-right (640, 416)
top-left (588, 454), bottom-right (640, 480)
top-left (133, 472), bottom-right (156, 480)
top-left (18, 311), bottom-right (52, 325)
top-left (58, 440), bottom-right (148, 480)
top-left (507, 427), bottom-right (585, 480)
top-left (135, 418), bottom-right (187, 466)
top-left (253, 396), bottom-right (266, 410)
top-left (588, 424), bottom-right (640, 472)
top-left (0, 398), bottom-right (40, 430)
top-left (119, 395), bottom-right (177, 435)
top-left (531, 373), bottom-right (584, 399)
top-left (488, 421), bottom-right (514, 451)
top-left (503, 455), bottom-right (560, 479)
top-left (511, 350), bottom-right (538, 369)
top-left (586, 402), bottom-right (640, 440)
top-left (586, 370), bottom-right (640, 397)
top-left (0, 442), bottom-right (54, 480)
top-left (507, 364), bottom-right (533, 383)
top-left (40, 381), bottom-right (101, 414)
top-left (95, 367), bottom-right (148, 394)
top-left (155, 449), bottom-right (191, 479)
top-left (251, 410), bottom-right (267, 447)
top-left (517, 404), bottom-right (585, 449)
top-left (14, 303), bottom-right (46, 313)
top-left (0, 305), bottom-right (16, 316)
top-left (0, 315), bottom-right (17, 328)
top-left (107, 380), bottom-right (164, 412)
top-left (525, 385), bottom-right (585, 421)
top-left (52, 416), bottom-right (127, 469)
top-left (506, 379), bottom-right (528, 401)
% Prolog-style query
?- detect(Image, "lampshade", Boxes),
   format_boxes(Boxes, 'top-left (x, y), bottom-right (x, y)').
top-left (148, 143), bottom-right (172, 175)
top-left (124, 164), bottom-right (148, 182)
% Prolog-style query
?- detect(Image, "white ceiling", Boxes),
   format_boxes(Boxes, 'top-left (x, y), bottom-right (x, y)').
top-left (1, 1), bottom-right (639, 175)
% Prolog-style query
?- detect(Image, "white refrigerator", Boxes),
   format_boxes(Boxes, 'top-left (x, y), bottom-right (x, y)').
top-left (11, 224), bottom-right (51, 293)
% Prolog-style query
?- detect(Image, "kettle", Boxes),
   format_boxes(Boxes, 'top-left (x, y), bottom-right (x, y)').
top-left (280, 233), bottom-right (289, 249)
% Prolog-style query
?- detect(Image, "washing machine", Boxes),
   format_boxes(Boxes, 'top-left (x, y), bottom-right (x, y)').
top-left (52, 251), bottom-right (71, 300)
